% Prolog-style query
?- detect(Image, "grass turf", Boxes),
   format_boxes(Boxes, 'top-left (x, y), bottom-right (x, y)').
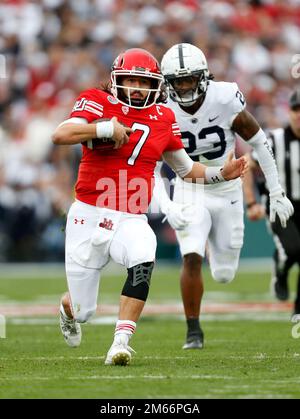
top-left (0, 266), bottom-right (298, 303)
top-left (1, 320), bottom-right (300, 398)
top-left (0, 266), bottom-right (300, 399)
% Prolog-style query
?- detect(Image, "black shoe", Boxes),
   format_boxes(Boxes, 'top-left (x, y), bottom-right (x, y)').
top-left (271, 275), bottom-right (289, 301)
top-left (271, 260), bottom-right (289, 301)
top-left (182, 328), bottom-right (204, 350)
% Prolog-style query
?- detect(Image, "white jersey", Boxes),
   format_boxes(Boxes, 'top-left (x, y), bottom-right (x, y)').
top-left (167, 80), bottom-right (246, 192)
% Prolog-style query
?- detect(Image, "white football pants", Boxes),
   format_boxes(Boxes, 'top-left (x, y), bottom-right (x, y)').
top-left (65, 200), bottom-right (156, 322)
top-left (174, 184), bottom-right (244, 283)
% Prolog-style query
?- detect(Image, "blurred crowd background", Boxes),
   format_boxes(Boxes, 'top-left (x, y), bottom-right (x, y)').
top-left (0, 0), bottom-right (299, 261)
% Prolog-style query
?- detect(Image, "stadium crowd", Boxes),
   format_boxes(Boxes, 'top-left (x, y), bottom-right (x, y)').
top-left (0, 0), bottom-right (299, 261)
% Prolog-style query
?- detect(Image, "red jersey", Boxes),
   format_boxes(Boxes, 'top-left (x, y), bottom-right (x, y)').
top-left (70, 88), bottom-right (183, 213)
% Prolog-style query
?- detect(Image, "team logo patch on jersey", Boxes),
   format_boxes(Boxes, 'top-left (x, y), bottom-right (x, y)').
top-left (122, 106), bottom-right (129, 115)
top-left (73, 98), bottom-right (87, 112)
top-left (99, 218), bottom-right (114, 231)
top-left (72, 97), bottom-right (103, 118)
top-left (107, 95), bottom-right (119, 104)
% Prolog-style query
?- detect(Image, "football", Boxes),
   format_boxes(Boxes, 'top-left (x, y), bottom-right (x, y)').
top-left (81, 118), bottom-right (115, 150)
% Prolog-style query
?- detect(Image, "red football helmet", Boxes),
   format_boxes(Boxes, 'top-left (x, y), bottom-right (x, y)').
top-left (111, 48), bottom-right (164, 109)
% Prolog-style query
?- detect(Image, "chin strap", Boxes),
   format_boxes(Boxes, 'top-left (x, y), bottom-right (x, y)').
top-left (179, 99), bottom-right (198, 107)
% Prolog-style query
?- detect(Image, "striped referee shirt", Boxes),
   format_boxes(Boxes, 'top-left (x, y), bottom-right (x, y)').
top-left (268, 126), bottom-right (300, 203)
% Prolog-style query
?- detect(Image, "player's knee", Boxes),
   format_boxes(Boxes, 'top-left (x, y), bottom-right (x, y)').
top-left (212, 268), bottom-right (236, 284)
top-left (122, 262), bottom-right (154, 301)
top-left (129, 231), bottom-right (157, 265)
top-left (183, 253), bottom-right (202, 275)
top-left (74, 307), bottom-right (96, 323)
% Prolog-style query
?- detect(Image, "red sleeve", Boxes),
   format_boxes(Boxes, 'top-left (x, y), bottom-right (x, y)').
top-left (164, 112), bottom-right (184, 152)
top-left (70, 89), bottom-right (104, 122)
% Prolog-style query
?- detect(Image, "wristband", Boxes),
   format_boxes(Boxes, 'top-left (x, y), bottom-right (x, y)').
top-left (269, 187), bottom-right (284, 198)
top-left (205, 167), bottom-right (225, 184)
top-left (96, 120), bottom-right (114, 138)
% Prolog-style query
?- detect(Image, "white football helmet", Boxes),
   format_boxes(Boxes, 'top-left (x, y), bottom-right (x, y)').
top-left (161, 43), bottom-right (209, 106)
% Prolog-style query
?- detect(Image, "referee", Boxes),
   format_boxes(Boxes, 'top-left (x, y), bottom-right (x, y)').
top-left (244, 89), bottom-right (300, 319)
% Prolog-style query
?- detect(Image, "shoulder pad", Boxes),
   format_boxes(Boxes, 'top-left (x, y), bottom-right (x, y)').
top-left (209, 81), bottom-right (240, 105)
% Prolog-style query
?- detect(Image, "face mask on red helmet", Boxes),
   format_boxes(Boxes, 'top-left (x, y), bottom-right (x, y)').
top-left (111, 48), bottom-right (164, 109)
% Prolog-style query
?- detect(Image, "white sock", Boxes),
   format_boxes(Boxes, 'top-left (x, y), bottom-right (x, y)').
top-left (113, 320), bottom-right (136, 346)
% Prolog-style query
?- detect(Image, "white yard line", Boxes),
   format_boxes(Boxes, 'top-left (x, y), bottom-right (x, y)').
top-left (1, 354), bottom-right (299, 361)
top-left (0, 375), bottom-right (235, 381)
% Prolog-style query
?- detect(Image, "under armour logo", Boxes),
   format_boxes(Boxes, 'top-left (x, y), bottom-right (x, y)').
top-left (122, 106), bottom-right (129, 115)
top-left (99, 218), bottom-right (114, 230)
top-left (149, 114), bottom-right (158, 120)
top-left (74, 218), bottom-right (85, 224)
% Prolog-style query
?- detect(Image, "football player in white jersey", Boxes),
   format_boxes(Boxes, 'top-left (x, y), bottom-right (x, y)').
top-left (153, 43), bottom-right (294, 349)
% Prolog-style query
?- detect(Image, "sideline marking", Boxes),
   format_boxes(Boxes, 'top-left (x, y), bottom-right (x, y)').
top-left (0, 301), bottom-right (293, 317)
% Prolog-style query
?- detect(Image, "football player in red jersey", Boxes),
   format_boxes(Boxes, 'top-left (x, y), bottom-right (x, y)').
top-left (52, 48), bottom-right (247, 366)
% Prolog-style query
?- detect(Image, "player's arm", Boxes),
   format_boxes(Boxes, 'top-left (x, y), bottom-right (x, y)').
top-left (232, 110), bottom-right (294, 227)
top-left (52, 116), bottom-right (132, 149)
top-left (242, 153), bottom-right (266, 221)
top-left (162, 149), bottom-right (247, 184)
top-left (152, 162), bottom-right (195, 230)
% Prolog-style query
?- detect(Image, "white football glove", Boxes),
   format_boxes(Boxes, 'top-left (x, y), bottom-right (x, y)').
top-left (269, 189), bottom-right (294, 228)
top-left (162, 201), bottom-right (195, 230)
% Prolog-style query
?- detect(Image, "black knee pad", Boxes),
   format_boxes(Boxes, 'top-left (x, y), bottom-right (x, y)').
top-left (121, 262), bottom-right (154, 301)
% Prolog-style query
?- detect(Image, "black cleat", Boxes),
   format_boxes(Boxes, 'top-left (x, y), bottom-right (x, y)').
top-left (271, 275), bottom-right (289, 301)
top-left (271, 258), bottom-right (289, 301)
top-left (182, 328), bottom-right (204, 350)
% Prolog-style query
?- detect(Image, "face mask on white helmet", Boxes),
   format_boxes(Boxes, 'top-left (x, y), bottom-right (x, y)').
top-left (161, 43), bottom-right (209, 106)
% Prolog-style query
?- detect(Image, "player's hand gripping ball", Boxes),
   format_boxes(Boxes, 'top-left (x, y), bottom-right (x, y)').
top-left (82, 118), bottom-right (115, 150)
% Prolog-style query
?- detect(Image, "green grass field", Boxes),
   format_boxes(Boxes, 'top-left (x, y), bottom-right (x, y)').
top-left (0, 264), bottom-right (300, 399)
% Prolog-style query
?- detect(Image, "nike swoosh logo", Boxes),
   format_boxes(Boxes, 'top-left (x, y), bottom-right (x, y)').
top-left (231, 200), bottom-right (238, 205)
top-left (209, 115), bottom-right (219, 122)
